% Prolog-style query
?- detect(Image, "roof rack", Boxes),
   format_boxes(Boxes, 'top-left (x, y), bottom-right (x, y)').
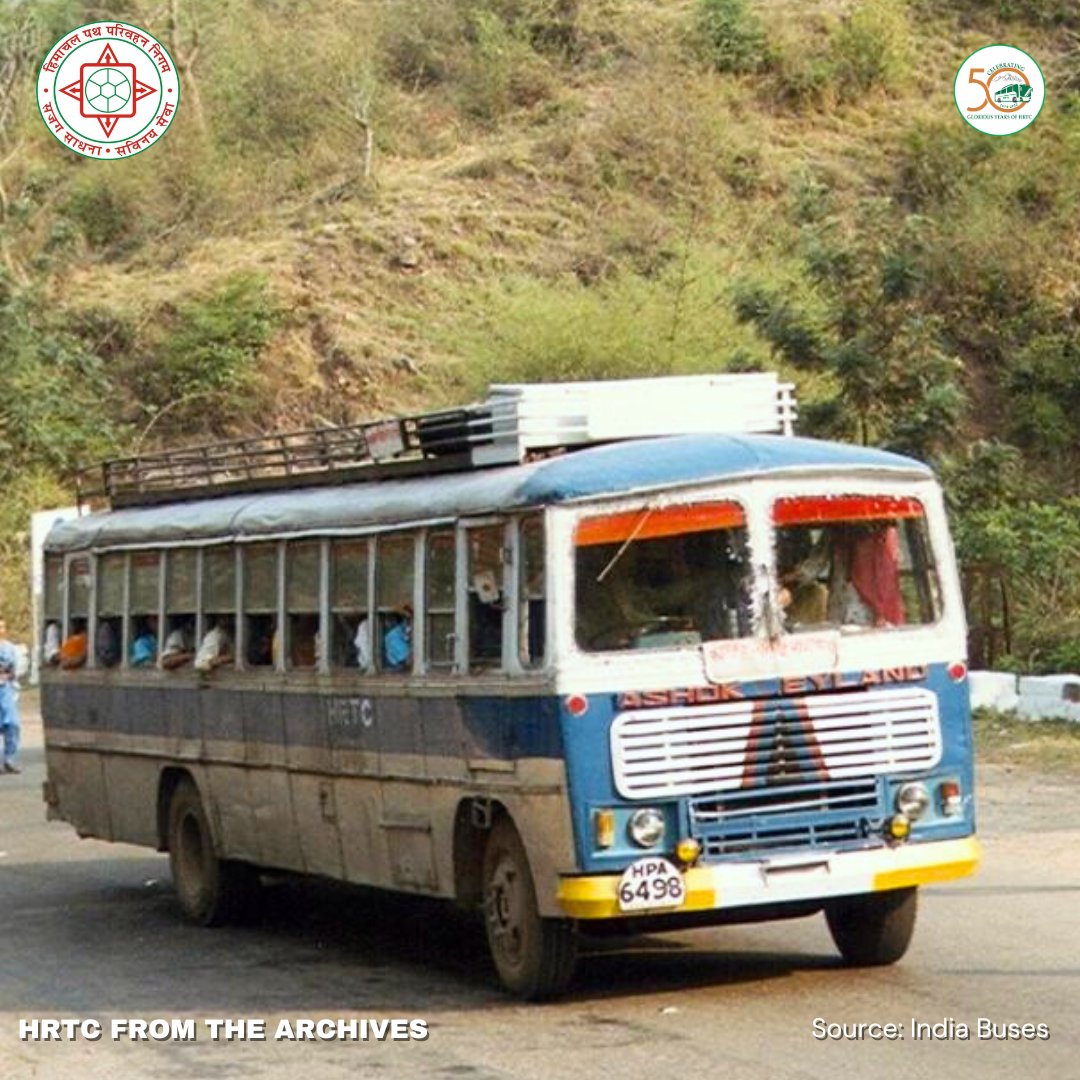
top-left (79, 373), bottom-right (796, 510)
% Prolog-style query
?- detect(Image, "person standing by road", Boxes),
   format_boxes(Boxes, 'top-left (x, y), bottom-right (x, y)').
top-left (0, 617), bottom-right (21, 774)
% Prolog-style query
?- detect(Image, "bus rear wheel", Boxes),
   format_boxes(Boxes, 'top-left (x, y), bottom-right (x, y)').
top-left (167, 779), bottom-right (253, 927)
top-left (482, 818), bottom-right (577, 999)
top-left (825, 887), bottom-right (918, 966)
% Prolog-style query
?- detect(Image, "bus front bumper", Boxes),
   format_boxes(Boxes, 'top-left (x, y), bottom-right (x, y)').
top-left (557, 836), bottom-right (980, 920)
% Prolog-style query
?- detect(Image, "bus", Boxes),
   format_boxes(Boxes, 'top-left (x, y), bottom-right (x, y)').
top-left (39, 374), bottom-right (979, 999)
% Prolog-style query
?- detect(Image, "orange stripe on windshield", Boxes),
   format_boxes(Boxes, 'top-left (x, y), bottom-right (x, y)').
top-left (575, 502), bottom-right (746, 546)
top-left (774, 495), bottom-right (925, 525)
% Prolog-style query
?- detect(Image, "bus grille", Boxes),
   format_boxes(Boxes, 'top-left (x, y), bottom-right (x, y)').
top-left (690, 776), bottom-right (881, 821)
top-left (610, 687), bottom-right (941, 800)
top-left (699, 818), bottom-right (867, 857)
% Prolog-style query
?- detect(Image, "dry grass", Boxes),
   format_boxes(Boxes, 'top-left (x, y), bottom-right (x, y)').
top-left (973, 709), bottom-right (1080, 774)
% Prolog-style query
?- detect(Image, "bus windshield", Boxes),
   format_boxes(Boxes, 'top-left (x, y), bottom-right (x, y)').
top-left (575, 501), bottom-right (752, 652)
top-left (774, 495), bottom-right (940, 632)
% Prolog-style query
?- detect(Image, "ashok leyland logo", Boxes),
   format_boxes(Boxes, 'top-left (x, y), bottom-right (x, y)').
top-left (38, 22), bottom-right (179, 159)
top-left (954, 44), bottom-right (1043, 136)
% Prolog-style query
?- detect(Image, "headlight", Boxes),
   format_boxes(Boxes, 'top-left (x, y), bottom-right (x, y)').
top-left (896, 782), bottom-right (930, 821)
top-left (628, 808), bottom-right (665, 848)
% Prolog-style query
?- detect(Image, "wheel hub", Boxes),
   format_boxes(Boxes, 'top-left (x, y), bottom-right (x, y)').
top-left (487, 858), bottom-right (524, 961)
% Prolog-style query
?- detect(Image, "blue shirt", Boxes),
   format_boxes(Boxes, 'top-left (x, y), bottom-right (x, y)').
top-left (0, 640), bottom-right (18, 707)
top-left (131, 633), bottom-right (158, 666)
top-left (383, 621), bottom-right (411, 670)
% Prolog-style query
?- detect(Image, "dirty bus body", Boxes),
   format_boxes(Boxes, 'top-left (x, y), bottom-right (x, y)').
top-left (40, 376), bottom-right (978, 998)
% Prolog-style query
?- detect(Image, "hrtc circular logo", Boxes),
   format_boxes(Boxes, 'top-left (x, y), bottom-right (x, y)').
top-left (38, 22), bottom-right (179, 159)
top-left (954, 44), bottom-right (1043, 136)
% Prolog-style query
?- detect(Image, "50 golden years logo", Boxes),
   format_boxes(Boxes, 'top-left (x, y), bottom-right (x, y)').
top-left (38, 22), bottom-right (179, 159)
top-left (954, 44), bottom-right (1044, 136)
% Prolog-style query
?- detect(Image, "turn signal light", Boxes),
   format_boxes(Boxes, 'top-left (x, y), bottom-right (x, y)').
top-left (594, 809), bottom-right (615, 849)
top-left (948, 661), bottom-right (968, 682)
top-left (939, 780), bottom-right (962, 816)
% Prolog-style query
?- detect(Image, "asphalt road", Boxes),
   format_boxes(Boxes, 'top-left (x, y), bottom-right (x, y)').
top-left (1, 706), bottom-right (1077, 1080)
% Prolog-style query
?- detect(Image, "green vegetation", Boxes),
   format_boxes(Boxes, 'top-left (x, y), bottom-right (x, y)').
top-left (0, 0), bottom-right (1078, 666)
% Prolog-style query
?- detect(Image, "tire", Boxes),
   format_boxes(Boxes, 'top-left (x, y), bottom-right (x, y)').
top-left (482, 817), bottom-right (578, 1000)
top-left (167, 778), bottom-right (254, 927)
top-left (825, 887), bottom-right (918, 966)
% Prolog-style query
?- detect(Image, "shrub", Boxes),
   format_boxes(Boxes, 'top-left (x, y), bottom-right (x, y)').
top-left (0, 277), bottom-right (118, 480)
top-left (830, 0), bottom-right (911, 96)
top-left (694, 0), bottom-right (769, 74)
top-left (457, 8), bottom-right (558, 121)
top-left (61, 179), bottom-right (141, 252)
top-left (129, 274), bottom-right (282, 438)
top-left (379, 0), bottom-right (462, 89)
top-left (954, 499), bottom-right (1080, 672)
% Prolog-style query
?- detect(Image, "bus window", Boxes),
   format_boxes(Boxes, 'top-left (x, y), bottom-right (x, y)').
top-left (69, 556), bottom-right (91, 628)
top-left (425, 530), bottom-right (456, 670)
top-left (518, 516), bottom-right (545, 669)
top-left (468, 525), bottom-right (504, 670)
top-left (43, 556), bottom-right (63, 666)
top-left (163, 549), bottom-right (197, 668)
top-left (96, 553), bottom-right (125, 668)
top-left (62, 556), bottom-right (91, 668)
top-left (201, 546), bottom-right (236, 666)
top-left (287, 541), bottom-right (320, 669)
top-left (129, 552), bottom-right (160, 667)
top-left (575, 501), bottom-right (751, 652)
top-left (331, 539), bottom-right (369, 669)
top-left (774, 495), bottom-right (940, 631)
top-left (244, 544), bottom-right (279, 668)
top-left (375, 534), bottom-right (414, 672)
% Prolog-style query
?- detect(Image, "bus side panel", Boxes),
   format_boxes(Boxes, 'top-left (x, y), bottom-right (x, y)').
top-left (43, 681), bottom-right (113, 840)
top-left (290, 772), bottom-right (345, 878)
top-left (101, 753), bottom-right (160, 848)
top-left (243, 692), bottom-right (305, 872)
top-left (375, 693), bottom-right (439, 890)
top-left (45, 747), bottom-right (112, 840)
top-left (334, 775), bottom-right (392, 887)
top-left (162, 677), bottom-right (203, 760)
top-left (206, 765), bottom-right (261, 863)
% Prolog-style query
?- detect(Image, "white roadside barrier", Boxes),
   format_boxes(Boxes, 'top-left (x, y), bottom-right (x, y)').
top-left (970, 670), bottom-right (1080, 722)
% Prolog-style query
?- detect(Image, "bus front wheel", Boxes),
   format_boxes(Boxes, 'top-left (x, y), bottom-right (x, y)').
top-left (482, 818), bottom-right (578, 999)
top-left (825, 887), bottom-right (918, 966)
top-left (167, 778), bottom-right (253, 927)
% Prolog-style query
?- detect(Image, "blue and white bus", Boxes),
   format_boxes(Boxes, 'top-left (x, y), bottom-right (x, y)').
top-left (40, 375), bottom-right (978, 998)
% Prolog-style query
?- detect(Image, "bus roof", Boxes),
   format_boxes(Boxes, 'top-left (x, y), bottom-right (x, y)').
top-left (46, 434), bottom-right (932, 553)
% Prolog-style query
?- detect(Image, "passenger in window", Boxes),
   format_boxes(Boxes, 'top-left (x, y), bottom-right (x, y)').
top-left (845, 525), bottom-right (904, 626)
top-left (383, 604), bottom-right (412, 671)
top-left (162, 621), bottom-right (195, 669)
top-left (194, 620), bottom-right (234, 672)
top-left (43, 622), bottom-right (61, 666)
top-left (779, 524), bottom-right (903, 628)
top-left (354, 617), bottom-right (371, 669)
top-left (470, 569), bottom-right (503, 664)
top-left (60, 621), bottom-right (88, 669)
top-left (96, 620), bottom-right (121, 668)
top-left (777, 530), bottom-right (830, 627)
top-left (130, 617), bottom-right (158, 667)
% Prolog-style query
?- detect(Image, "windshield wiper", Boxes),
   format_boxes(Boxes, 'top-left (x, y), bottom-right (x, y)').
top-left (595, 503), bottom-right (657, 583)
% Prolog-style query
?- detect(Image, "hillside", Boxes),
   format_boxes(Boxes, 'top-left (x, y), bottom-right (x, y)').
top-left (1, 0), bottom-right (1079, 665)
